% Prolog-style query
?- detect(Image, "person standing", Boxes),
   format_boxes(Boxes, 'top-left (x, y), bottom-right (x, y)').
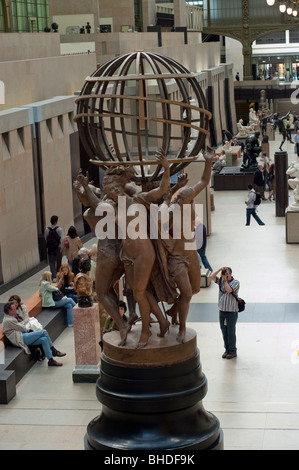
top-left (210, 267), bottom-right (240, 359)
top-left (253, 165), bottom-right (266, 200)
top-left (194, 217), bottom-right (213, 274)
top-left (245, 184), bottom-right (265, 226)
top-left (268, 163), bottom-right (275, 201)
top-left (285, 118), bottom-right (292, 142)
top-left (45, 215), bottom-right (64, 282)
top-left (293, 130), bottom-right (299, 157)
top-left (60, 226), bottom-right (83, 270)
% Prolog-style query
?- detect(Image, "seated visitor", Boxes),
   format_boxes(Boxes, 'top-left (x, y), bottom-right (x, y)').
top-left (71, 247), bottom-right (90, 276)
top-left (39, 271), bottom-right (76, 326)
top-left (56, 264), bottom-right (79, 303)
top-left (2, 301), bottom-right (66, 367)
top-left (103, 301), bottom-right (129, 332)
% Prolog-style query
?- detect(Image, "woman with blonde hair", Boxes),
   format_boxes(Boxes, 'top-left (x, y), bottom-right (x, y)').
top-left (56, 264), bottom-right (78, 303)
top-left (60, 226), bottom-right (83, 270)
top-left (39, 271), bottom-right (75, 326)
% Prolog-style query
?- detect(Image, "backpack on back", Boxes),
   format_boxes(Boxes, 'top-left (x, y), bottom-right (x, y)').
top-left (254, 192), bottom-right (261, 206)
top-left (46, 227), bottom-right (60, 253)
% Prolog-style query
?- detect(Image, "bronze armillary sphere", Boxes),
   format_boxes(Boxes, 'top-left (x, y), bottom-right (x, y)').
top-left (75, 51), bottom-right (211, 184)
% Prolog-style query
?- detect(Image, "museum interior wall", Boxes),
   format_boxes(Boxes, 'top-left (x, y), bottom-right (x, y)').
top-left (0, 108), bottom-right (39, 285)
top-left (59, 31), bottom-right (219, 74)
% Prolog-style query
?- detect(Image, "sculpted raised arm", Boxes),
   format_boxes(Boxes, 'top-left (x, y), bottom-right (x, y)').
top-left (192, 146), bottom-right (214, 197)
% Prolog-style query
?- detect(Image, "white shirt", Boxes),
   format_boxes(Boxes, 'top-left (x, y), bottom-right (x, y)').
top-left (247, 189), bottom-right (256, 209)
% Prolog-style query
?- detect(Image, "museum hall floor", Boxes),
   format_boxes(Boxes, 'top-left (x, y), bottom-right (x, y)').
top-left (0, 136), bottom-right (299, 450)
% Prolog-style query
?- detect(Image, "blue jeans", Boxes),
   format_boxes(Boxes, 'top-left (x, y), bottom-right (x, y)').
top-left (246, 208), bottom-right (265, 226)
top-left (22, 330), bottom-right (53, 360)
top-left (197, 248), bottom-right (213, 271)
top-left (54, 297), bottom-right (76, 325)
top-left (219, 311), bottom-right (238, 354)
top-left (66, 293), bottom-right (79, 303)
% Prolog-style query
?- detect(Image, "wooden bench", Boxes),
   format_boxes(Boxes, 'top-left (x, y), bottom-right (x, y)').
top-left (0, 293), bottom-right (67, 404)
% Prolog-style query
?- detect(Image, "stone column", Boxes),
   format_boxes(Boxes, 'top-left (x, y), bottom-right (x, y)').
top-left (173, 0), bottom-right (187, 27)
top-left (72, 303), bottom-right (101, 383)
top-left (275, 151), bottom-right (289, 217)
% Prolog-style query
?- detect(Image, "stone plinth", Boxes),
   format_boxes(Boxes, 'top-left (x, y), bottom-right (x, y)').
top-left (275, 151), bottom-right (289, 217)
top-left (85, 324), bottom-right (223, 451)
top-left (286, 209), bottom-right (299, 243)
top-left (261, 141), bottom-right (269, 157)
top-left (72, 303), bottom-right (101, 383)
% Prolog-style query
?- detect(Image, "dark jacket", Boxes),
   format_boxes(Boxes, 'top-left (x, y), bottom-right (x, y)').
top-left (254, 169), bottom-right (264, 186)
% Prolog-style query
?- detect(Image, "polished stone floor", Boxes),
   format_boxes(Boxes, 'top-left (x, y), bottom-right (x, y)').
top-left (0, 136), bottom-right (299, 450)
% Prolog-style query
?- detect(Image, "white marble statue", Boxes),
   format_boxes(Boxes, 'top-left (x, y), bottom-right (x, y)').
top-left (249, 108), bottom-right (259, 128)
top-left (236, 119), bottom-right (255, 138)
top-left (286, 161), bottom-right (299, 211)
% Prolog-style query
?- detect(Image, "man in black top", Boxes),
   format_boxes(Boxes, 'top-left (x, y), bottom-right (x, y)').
top-left (45, 215), bottom-right (64, 282)
top-left (253, 165), bottom-right (266, 200)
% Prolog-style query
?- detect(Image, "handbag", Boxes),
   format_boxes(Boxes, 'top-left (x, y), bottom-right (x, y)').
top-left (52, 290), bottom-right (64, 301)
top-left (230, 290), bottom-right (246, 312)
top-left (28, 317), bottom-right (43, 331)
top-left (64, 286), bottom-right (75, 295)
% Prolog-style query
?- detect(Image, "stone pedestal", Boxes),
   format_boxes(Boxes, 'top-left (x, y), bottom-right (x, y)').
top-left (84, 324), bottom-right (223, 451)
top-left (267, 123), bottom-right (276, 141)
top-left (72, 303), bottom-right (101, 383)
top-left (274, 151), bottom-right (289, 217)
top-left (261, 141), bottom-right (269, 157)
top-left (286, 209), bottom-right (299, 243)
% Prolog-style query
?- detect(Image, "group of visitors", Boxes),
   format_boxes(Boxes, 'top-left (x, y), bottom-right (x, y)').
top-left (45, 215), bottom-right (84, 282)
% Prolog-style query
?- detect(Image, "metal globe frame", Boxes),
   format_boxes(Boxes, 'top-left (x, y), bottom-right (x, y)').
top-left (75, 51), bottom-right (211, 184)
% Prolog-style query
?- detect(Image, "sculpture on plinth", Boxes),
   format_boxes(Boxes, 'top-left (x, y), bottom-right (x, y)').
top-left (241, 131), bottom-right (261, 170)
top-left (272, 110), bottom-right (292, 151)
top-left (73, 51), bottom-right (223, 451)
top-left (236, 118), bottom-right (255, 138)
top-left (286, 161), bottom-right (299, 211)
top-left (249, 108), bottom-right (259, 129)
top-left (74, 258), bottom-right (93, 308)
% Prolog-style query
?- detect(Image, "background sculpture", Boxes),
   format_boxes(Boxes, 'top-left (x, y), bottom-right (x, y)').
top-left (272, 110), bottom-right (291, 151)
top-left (286, 161), bottom-right (299, 211)
top-left (241, 131), bottom-right (261, 170)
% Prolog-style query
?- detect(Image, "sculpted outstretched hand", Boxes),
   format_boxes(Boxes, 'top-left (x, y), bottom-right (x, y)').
top-left (76, 169), bottom-right (91, 188)
top-left (155, 148), bottom-right (169, 169)
top-left (202, 146), bottom-right (215, 162)
top-left (176, 173), bottom-right (189, 189)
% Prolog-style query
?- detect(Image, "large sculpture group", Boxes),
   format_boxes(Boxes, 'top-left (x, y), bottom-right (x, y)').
top-left (73, 149), bottom-right (213, 349)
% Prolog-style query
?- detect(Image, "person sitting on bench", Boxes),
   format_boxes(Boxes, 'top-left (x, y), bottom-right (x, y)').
top-left (2, 301), bottom-right (66, 367)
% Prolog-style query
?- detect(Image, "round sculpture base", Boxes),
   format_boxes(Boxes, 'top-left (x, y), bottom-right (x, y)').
top-left (84, 324), bottom-right (223, 451)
